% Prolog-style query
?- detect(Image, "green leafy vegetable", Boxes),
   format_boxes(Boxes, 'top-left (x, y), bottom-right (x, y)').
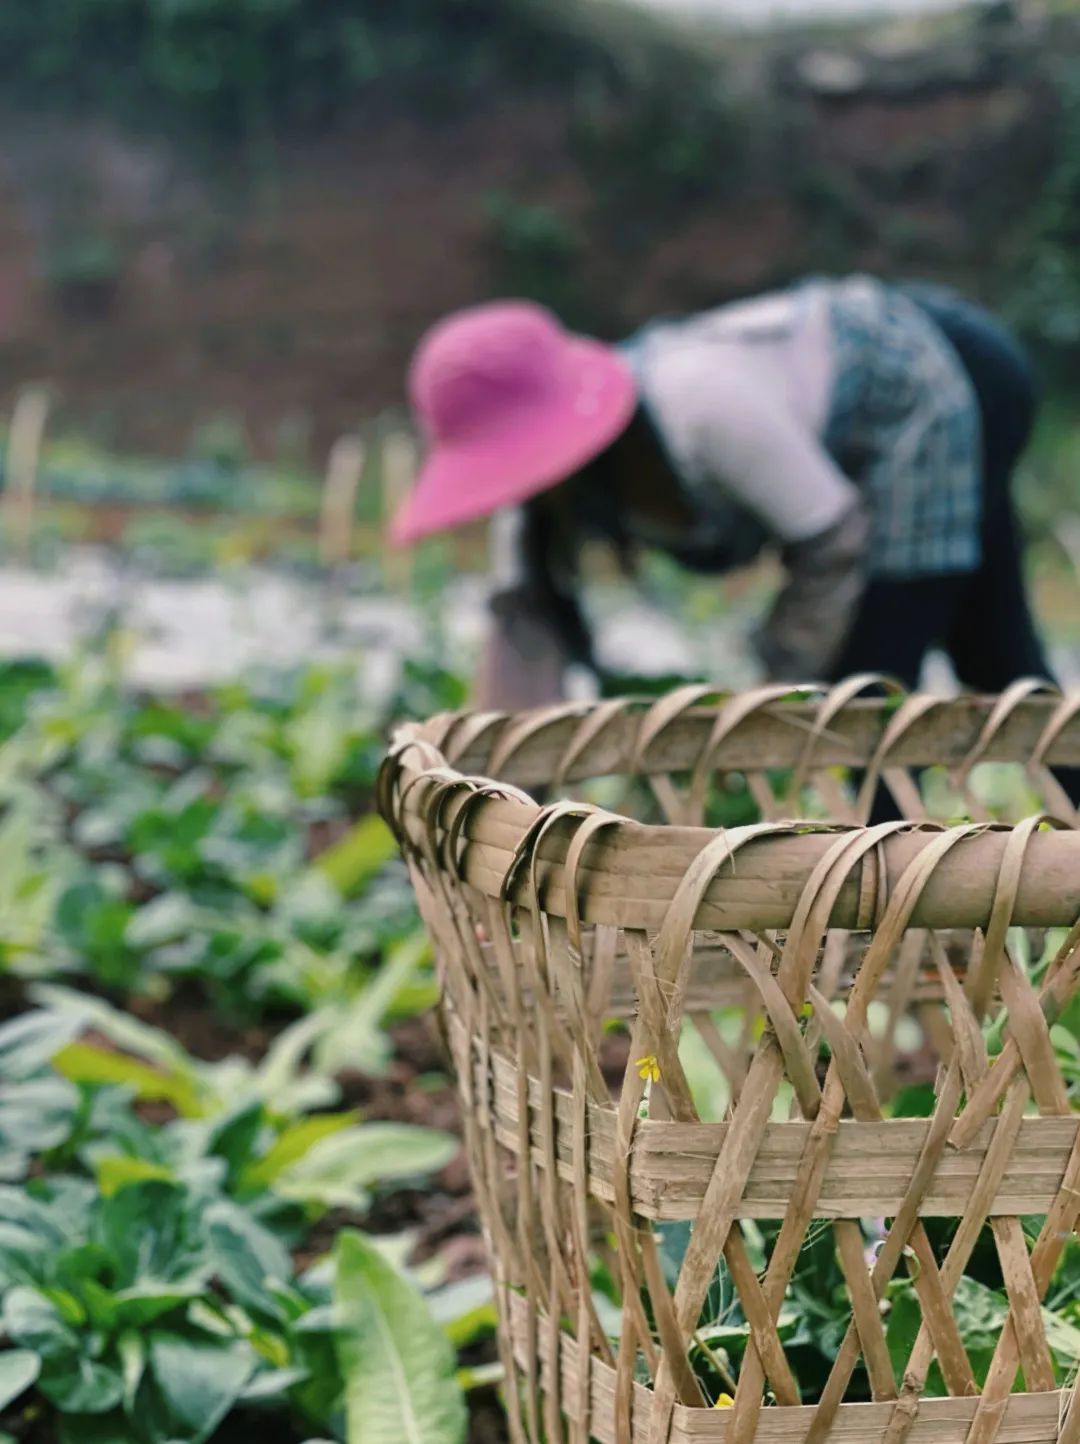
top-left (314, 815), bottom-right (398, 898)
top-left (0, 1348), bottom-right (40, 1410)
top-left (333, 1230), bottom-right (466, 1444)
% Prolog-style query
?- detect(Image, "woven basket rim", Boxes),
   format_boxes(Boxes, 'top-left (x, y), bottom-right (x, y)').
top-left (381, 686), bottom-right (1080, 933)
top-left (393, 683), bottom-right (1080, 790)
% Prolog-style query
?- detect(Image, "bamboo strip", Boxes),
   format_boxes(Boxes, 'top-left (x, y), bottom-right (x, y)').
top-left (507, 1295), bottom-right (1070, 1444)
top-left (430, 693), bottom-right (1080, 785)
top-left (451, 1017), bottom-right (1080, 1217)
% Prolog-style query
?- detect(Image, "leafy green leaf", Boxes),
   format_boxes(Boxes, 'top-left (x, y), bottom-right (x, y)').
top-left (0, 1180), bottom-right (93, 1251)
top-left (137, 1330), bottom-right (256, 1444)
top-left (274, 1123), bottom-right (458, 1212)
top-left (238, 1365), bottom-right (310, 1402)
top-left (95, 1157), bottom-right (177, 1197)
top-left (81, 1278), bottom-right (203, 1331)
top-left (0, 1181), bottom-right (96, 1276)
top-left (0, 1222), bottom-right (49, 1284)
top-left (118, 1330), bottom-right (144, 1414)
top-left (656, 1221), bottom-right (692, 1294)
top-left (313, 815), bottom-right (397, 898)
top-left (239, 1111), bottom-right (357, 1192)
top-left (0, 1349), bottom-right (40, 1411)
top-left (456, 1361), bottom-right (504, 1392)
top-left (0, 803), bottom-right (64, 962)
top-left (312, 933), bottom-right (431, 1077)
top-left (1043, 1305), bottom-right (1080, 1373)
top-left (38, 1355), bottom-right (125, 1415)
top-left (285, 690), bottom-right (356, 799)
top-left (30, 987), bottom-right (195, 1078)
top-left (205, 1200), bottom-right (290, 1320)
top-left (3, 1285), bottom-right (80, 1358)
top-left (124, 893), bottom-right (202, 950)
top-left (0, 1010), bottom-right (83, 1080)
top-left (887, 1277), bottom-right (1007, 1395)
top-left (54, 880), bottom-right (138, 987)
top-left (205, 1101), bottom-right (265, 1182)
top-left (427, 1276), bottom-right (497, 1348)
top-left (96, 1181), bottom-right (206, 1289)
top-left (52, 1042), bottom-right (201, 1118)
top-left (679, 1019), bottom-right (732, 1122)
top-left (287, 1322), bottom-right (342, 1425)
top-left (0, 1075), bottom-right (80, 1168)
top-left (888, 1083), bottom-right (937, 1118)
top-left (0, 1190), bottom-right (57, 1248)
top-left (333, 1229), bottom-right (465, 1444)
top-left (250, 1008), bottom-right (332, 1101)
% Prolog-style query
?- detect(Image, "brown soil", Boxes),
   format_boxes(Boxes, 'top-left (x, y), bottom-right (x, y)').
top-left (124, 985), bottom-right (281, 1062)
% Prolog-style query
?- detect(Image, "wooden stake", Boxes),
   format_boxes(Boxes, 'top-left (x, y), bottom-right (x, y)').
top-left (4, 385), bottom-right (50, 566)
top-left (380, 431), bottom-right (416, 593)
top-left (318, 433), bottom-right (365, 571)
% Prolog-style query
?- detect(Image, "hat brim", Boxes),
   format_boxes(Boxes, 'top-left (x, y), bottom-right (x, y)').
top-left (390, 338), bottom-right (636, 545)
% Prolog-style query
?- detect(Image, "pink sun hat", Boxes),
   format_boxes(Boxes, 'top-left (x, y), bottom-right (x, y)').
top-left (391, 300), bottom-right (637, 545)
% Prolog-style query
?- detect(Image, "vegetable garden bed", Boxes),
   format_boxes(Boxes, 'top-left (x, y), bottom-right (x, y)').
top-left (0, 648), bottom-right (509, 1444)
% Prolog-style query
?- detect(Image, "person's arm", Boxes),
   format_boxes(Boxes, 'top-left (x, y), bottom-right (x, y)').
top-left (472, 505), bottom-right (595, 712)
top-left (655, 358), bottom-right (871, 680)
top-left (751, 500), bottom-right (871, 681)
top-left (474, 592), bottom-right (573, 712)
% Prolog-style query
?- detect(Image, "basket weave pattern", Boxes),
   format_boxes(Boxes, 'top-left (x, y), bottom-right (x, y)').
top-left (380, 683), bottom-right (1080, 1444)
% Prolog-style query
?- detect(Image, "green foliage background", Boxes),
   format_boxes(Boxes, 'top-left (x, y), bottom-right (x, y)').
top-left (0, 0), bottom-right (643, 133)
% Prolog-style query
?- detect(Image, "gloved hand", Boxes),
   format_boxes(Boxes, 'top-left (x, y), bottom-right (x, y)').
top-left (473, 590), bottom-right (574, 712)
top-left (752, 501), bottom-right (871, 683)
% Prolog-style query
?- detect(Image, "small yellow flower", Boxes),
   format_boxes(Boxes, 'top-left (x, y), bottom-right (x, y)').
top-left (635, 1054), bottom-right (661, 1084)
top-left (714, 1393), bottom-right (735, 1409)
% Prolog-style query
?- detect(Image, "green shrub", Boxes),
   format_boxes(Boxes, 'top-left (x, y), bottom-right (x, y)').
top-left (1006, 65), bottom-right (1080, 367)
top-left (0, 0), bottom-right (617, 136)
top-left (0, 1007), bottom-right (466, 1443)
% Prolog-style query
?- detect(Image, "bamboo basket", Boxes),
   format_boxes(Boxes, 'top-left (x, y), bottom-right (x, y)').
top-left (380, 681), bottom-right (1080, 1444)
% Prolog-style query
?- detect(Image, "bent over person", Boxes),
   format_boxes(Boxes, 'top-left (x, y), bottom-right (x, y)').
top-left (392, 275), bottom-right (1057, 716)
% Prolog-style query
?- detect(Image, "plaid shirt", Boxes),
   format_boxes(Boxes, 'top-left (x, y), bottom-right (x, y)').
top-left (822, 277), bottom-right (981, 576)
top-left (620, 276), bottom-right (982, 580)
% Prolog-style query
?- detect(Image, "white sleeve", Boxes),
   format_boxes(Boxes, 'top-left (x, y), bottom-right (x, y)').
top-left (648, 352), bottom-right (859, 545)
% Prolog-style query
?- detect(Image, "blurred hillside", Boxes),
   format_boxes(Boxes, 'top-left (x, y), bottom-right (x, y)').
top-left (0, 0), bottom-right (1077, 458)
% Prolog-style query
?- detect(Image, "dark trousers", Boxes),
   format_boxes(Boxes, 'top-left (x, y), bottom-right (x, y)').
top-left (830, 288), bottom-right (1080, 807)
